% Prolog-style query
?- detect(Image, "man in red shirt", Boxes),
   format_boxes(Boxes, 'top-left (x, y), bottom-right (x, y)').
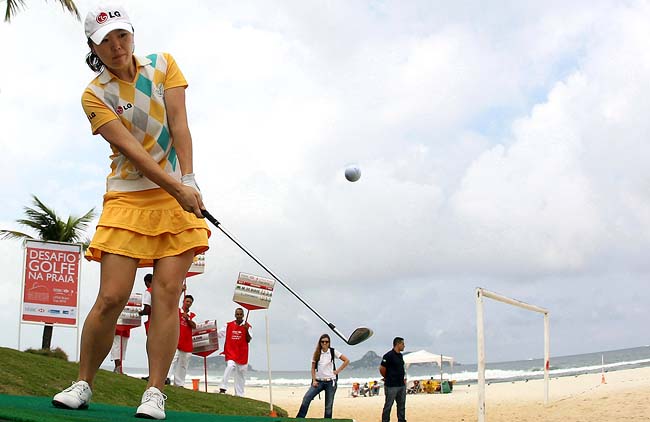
top-left (168, 295), bottom-right (196, 387)
top-left (218, 307), bottom-right (252, 397)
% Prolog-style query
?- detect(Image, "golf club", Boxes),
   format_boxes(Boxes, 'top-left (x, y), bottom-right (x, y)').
top-left (201, 209), bottom-right (373, 346)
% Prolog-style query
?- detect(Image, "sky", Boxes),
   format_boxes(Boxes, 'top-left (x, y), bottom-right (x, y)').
top-left (1, 0), bottom-right (649, 372)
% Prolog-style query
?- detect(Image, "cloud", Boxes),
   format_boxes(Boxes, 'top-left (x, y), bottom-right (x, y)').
top-left (0, 1), bottom-right (649, 370)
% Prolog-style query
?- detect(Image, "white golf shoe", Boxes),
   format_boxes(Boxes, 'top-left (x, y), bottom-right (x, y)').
top-left (135, 386), bottom-right (167, 420)
top-left (52, 380), bottom-right (92, 409)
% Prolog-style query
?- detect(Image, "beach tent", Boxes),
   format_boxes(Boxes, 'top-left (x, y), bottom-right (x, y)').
top-left (403, 350), bottom-right (454, 368)
top-left (403, 350), bottom-right (455, 390)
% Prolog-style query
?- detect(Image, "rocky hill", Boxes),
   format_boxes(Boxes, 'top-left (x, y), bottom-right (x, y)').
top-left (348, 350), bottom-right (382, 369)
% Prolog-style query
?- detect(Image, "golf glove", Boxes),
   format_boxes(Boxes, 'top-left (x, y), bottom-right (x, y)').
top-left (181, 173), bottom-right (202, 198)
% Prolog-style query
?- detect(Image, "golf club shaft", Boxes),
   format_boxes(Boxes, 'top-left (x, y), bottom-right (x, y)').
top-left (201, 210), bottom-right (350, 344)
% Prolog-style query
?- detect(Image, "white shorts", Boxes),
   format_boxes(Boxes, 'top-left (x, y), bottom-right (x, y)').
top-left (110, 335), bottom-right (129, 361)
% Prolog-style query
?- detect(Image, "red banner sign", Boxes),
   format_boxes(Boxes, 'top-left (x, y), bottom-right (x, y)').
top-left (21, 240), bottom-right (82, 326)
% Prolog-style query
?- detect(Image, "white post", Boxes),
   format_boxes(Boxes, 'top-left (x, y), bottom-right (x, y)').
top-left (440, 354), bottom-right (443, 391)
top-left (18, 240), bottom-right (27, 352)
top-left (17, 307), bottom-right (22, 353)
top-left (543, 313), bottom-right (550, 405)
top-left (476, 287), bottom-right (550, 421)
top-left (476, 288), bottom-right (486, 422)
top-left (76, 249), bottom-right (83, 362)
top-left (479, 289), bottom-right (548, 314)
top-left (265, 312), bottom-right (275, 416)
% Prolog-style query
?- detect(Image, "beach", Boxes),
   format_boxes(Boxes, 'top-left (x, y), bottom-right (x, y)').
top-left (199, 366), bottom-right (650, 421)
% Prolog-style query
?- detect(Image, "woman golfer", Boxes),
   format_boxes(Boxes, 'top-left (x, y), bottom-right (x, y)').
top-left (52, 4), bottom-right (209, 419)
top-left (296, 334), bottom-right (350, 419)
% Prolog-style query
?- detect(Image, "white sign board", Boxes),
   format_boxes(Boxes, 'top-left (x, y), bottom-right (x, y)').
top-left (192, 320), bottom-right (219, 356)
top-left (187, 253), bottom-right (205, 277)
top-left (116, 293), bottom-right (142, 328)
top-left (233, 272), bottom-right (275, 310)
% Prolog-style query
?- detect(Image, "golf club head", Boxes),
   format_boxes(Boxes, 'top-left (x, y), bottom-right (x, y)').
top-left (347, 327), bottom-right (374, 345)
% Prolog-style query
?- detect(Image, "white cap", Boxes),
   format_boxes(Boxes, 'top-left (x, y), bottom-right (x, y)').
top-left (84, 4), bottom-right (133, 44)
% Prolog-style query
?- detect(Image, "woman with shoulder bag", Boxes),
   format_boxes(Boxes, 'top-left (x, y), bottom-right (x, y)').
top-left (296, 334), bottom-right (350, 419)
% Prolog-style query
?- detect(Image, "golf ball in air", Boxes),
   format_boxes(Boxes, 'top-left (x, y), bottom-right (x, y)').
top-left (345, 166), bottom-right (361, 182)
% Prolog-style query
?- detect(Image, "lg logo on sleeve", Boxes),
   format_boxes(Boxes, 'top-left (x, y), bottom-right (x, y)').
top-left (116, 103), bottom-right (133, 115)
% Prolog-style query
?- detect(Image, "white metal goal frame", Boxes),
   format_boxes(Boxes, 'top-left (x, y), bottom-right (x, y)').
top-left (476, 287), bottom-right (550, 422)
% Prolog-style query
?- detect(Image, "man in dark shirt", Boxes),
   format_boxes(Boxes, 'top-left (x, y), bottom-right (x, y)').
top-left (379, 337), bottom-right (406, 422)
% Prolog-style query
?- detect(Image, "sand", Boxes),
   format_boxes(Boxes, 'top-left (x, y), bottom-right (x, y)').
top-left (200, 366), bottom-right (650, 421)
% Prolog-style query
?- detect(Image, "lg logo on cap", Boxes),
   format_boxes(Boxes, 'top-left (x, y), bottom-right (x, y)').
top-left (96, 10), bottom-right (121, 24)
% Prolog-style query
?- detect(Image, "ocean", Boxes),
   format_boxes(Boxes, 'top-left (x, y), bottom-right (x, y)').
top-left (119, 345), bottom-right (650, 389)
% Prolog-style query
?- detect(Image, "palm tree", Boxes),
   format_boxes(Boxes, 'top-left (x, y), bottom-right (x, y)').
top-left (4, 0), bottom-right (79, 22)
top-left (1, 194), bottom-right (95, 349)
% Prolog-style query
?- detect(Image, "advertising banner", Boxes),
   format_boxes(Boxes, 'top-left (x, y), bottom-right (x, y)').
top-left (192, 320), bottom-right (219, 357)
top-left (187, 253), bottom-right (205, 277)
top-left (233, 272), bottom-right (275, 311)
top-left (116, 293), bottom-right (142, 329)
top-left (21, 240), bottom-right (82, 326)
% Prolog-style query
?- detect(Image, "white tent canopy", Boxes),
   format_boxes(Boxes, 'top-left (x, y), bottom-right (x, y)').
top-left (404, 350), bottom-right (455, 387)
top-left (404, 350), bottom-right (454, 391)
top-left (403, 350), bottom-right (454, 368)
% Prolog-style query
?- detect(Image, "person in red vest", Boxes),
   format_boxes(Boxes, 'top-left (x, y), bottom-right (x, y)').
top-left (113, 272), bottom-right (152, 374)
top-left (168, 295), bottom-right (196, 387)
top-left (218, 307), bottom-right (252, 396)
top-left (111, 326), bottom-right (131, 374)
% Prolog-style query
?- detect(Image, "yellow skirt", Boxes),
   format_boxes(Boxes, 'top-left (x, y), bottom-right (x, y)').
top-left (86, 188), bottom-right (211, 267)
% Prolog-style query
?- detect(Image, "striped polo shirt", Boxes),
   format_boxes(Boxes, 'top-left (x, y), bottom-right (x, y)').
top-left (81, 52), bottom-right (187, 192)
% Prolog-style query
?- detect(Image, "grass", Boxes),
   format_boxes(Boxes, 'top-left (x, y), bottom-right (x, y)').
top-left (25, 347), bottom-right (69, 360)
top-left (0, 347), bottom-right (288, 417)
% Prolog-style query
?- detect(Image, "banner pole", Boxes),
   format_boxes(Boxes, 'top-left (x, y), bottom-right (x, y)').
top-left (266, 312), bottom-right (276, 416)
top-left (18, 239), bottom-right (28, 351)
top-left (120, 336), bottom-right (124, 373)
top-left (204, 356), bottom-right (208, 393)
top-left (76, 323), bottom-right (81, 361)
top-left (76, 244), bottom-right (82, 362)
